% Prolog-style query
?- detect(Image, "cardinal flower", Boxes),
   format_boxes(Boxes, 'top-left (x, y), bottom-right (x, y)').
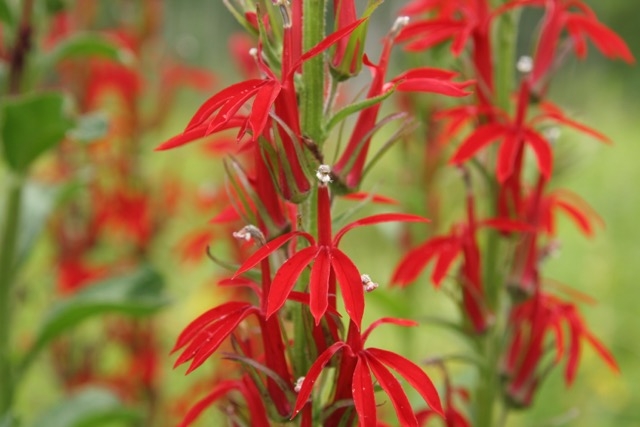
top-left (292, 319), bottom-right (444, 427)
top-left (234, 174), bottom-right (429, 329)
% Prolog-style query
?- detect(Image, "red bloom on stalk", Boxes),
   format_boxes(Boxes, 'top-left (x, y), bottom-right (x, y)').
top-left (292, 319), bottom-right (444, 427)
top-left (234, 184), bottom-right (429, 329)
top-left (392, 217), bottom-right (528, 332)
top-left (177, 376), bottom-right (269, 427)
top-left (502, 292), bottom-right (618, 407)
top-left (333, 17), bottom-right (471, 189)
top-left (449, 82), bottom-right (610, 182)
top-left (499, 0), bottom-right (634, 85)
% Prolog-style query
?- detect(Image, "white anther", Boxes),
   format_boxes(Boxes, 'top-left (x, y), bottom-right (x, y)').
top-left (361, 274), bottom-right (379, 292)
top-left (294, 377), bottom-right (305, 393)
top-left (392, 16), bottom-right (410, 33)
top-left (316, 164), bottom-right (332, 184)
top-left (516, 56), bottom-right (533, 73)
top-left (232, 225), bottom-right (266, 246)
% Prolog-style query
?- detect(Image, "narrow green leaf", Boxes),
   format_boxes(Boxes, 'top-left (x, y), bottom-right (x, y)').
top-left (0, 92), bottom-right (74, 172)
top-left (324, 88), bottom-right (395, 135)
top-left (0, 0), bottom-right (13, 26)
top-left (20, 267), bottom-right (168, 373)
top-left (42, 33), bottom-right (133, 69)
top-left (31, 387), bottom-right (140, 427)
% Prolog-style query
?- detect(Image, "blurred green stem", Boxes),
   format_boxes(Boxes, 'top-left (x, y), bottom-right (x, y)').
top-left (475, 4), bottom-right (518, 427)
top-left (301, 0), bottom-right (326, 146)
top-left (0, 175), bottom-right (23, 415)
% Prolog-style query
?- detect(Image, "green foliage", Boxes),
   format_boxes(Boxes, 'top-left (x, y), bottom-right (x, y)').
top-left (0, 92), bottom-right (73, 172)
top-left (20, 267), bottom-right (169, 373)
top-left (68, 111), bottom-right (110, 143)
top-left (31, 387), bottom-right (140, 427)
top-left (40, 33), bottom-right (133, 71)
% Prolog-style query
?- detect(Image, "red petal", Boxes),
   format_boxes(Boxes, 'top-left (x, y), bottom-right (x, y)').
top-left (183, 307), bottom-right (256, 373)
top-left (266, 246), bottom-right (319, 318)
top-left (450, 123), bottom-right (506, 165)
top-left (341, 192), bottom-right (399, 205)
top-left (368, 348), bottom-right (444, 417)
top-left (234, 231), bottom-right (314, 278)
top-left (395, 79), bottom-right (472, 97)
top-left (331, 249), bottom-right (364, 330)
top-left (431, 244), bottom-right (461, 286)
top-left (362, 318), bottom-right (418, 344)
top-left (554, 199), bottom-right (594, 237)
top-left (334, 213), bottom-right (429, 246)
top-left (155, 123), bottom-right (208, 151)
top-left (479, 218), bottom-right (535, 232)
top-left (391, 237), bottom-right (451, 287)
top-left (496, 132), bottom-right (519, 182)
top-left (249, 81), bottom-right (281, 137)
top-left (524, 128), bottom-right (553, 178)
top-left (364, 353), bottom-right (419, 427)
top-left (567, 15), bottom-right (634, 63)
top-left (172, 301), bottom-right (251, 352)
top-left (309, 247), bottom-right (332, 325)
top-left (185, 79), bottom-right (265, 131)
top-left (392, 67), bottom-right (457, 81)
top-left (298, 18), bottom-right (368, 66)
top-left (352, 356), bottom-right (377, 427)
top-left (292, 342), bottom-right (348, 417)
top-left (178, 380), bottom-right (238, 427)
top-left (584, 331), bottom-right (619, 373)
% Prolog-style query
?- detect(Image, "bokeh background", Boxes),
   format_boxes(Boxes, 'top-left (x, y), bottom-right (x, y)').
top-left (9, 0), bottom-right (639, 426)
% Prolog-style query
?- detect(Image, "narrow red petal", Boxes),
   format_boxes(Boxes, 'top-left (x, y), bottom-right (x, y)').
top-left (331, 249), bottom-right (364, 330)
top-left (365, 353), bottom-right (419, 427)
top-left (309, 247), bottom-right (332, 325)
top-left (524, 128), bottom-right (553, 178)
top-left (334, 213), bottom-right (429, 246)
top-left (368, 348), bottom-right (445, 417)
top-left (234, 231), bottom-right (314, 278)
top-left (178, 380), bottom-right (238, 427)
top-left (362, 318), bottom-right (418, 344)
top-left (292, 342), bottom-right (348, 417)
top-left (266, 246), bottom-right (319, 318)
top-left (450, 123), bottom-right (506, 165)
top-left (352, 355), bottom-right (377, 427)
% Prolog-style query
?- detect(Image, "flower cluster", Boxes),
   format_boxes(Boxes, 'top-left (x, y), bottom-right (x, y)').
top-left (160, 0), bottom-right (631, 426)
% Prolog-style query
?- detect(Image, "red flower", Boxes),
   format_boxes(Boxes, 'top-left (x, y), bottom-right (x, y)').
top-left (292, 319), bottom-right (444, 427)
top-left (499, 0), bottom-right (634, 86)
top-left (502, 292), bottom-right (618, 407)
top-left (449, 81), bottom-right (609, 182)
top-left (234, 184), bottom-right (429, 329)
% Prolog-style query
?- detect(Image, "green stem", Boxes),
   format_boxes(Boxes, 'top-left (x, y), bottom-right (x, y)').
top-left (0, 174), bottom-right (24, 415)
top-left (475, 4), bottom-right (519, 427)
top-left (301, 0), bottom-right (326, 146)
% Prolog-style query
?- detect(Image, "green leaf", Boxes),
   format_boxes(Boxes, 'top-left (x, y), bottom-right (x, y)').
top-left (68, 111), bottom-right (109, 143)
top-left (0, 0), bottom-right (13, 26)
top-left (31, 387), bottom-right (140, 427)
top-left (15, 182), bottom-right (60, 268)
top-left (41, 33), bottom-right (133, 70)
top-left (0, 92), bottom-right (74, 172)
top-left (0, 412), bottom-right (17, 427)
top-left (323, 87), bottom-right (395, 136)
top-left (20, 267), bottom-right (168, 373)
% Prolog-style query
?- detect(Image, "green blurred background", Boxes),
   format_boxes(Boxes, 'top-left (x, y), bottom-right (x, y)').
top-left (14, 1), bottom-right (640, 426)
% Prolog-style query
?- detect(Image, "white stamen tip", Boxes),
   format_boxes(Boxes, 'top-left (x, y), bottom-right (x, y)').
top-left (248, 47), bottom-right (258, 58)
top-left (361, 274), bottom-right (379, 292)
top-left (294, 377), bottom-right (305, 393)
top-left (316, 164), bottom-right (332, 184)
top-left (232, 225), bottom-right (266, 245)
top-left (543, 127), bottom-right (561, 143)
top-left (516, 56), bottom-right (533, 73)
top-left (392, 16), bottom-right (410, 33)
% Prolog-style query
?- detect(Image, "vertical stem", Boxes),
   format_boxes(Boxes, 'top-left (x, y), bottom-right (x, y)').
top-left (1, 0), bottom-right (34, 417)
top-left (301, 0), bottom-right (326, 145)
top-left (0, 175), bottom-right (23, 415)
top-left (475, 4), bottom-right (518, 427)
